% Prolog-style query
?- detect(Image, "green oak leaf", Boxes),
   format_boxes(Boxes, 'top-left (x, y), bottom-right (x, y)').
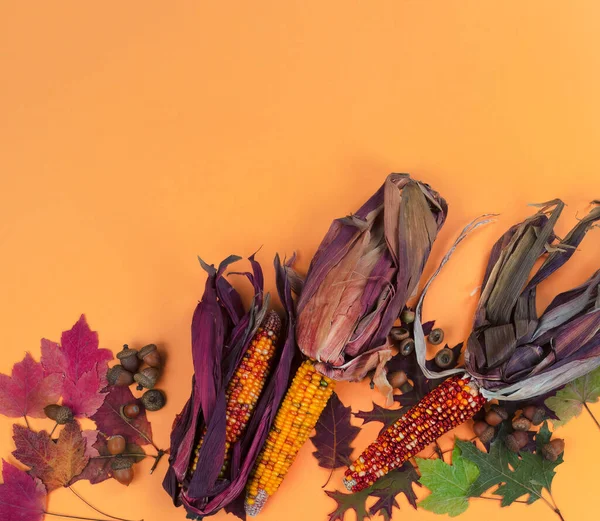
top-left (457, 424), bottom-right (563, 507)
top-left (545, 366), bottom-right (600, 426)
top-left (416, 446), bottom-right (479, 517)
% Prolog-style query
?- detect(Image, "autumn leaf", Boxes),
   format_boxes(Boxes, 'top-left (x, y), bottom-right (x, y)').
top-left (545, 366), bottom-right (600, 426)
top-left (12, 422), bottom-right (89, 491)
top-left (354, 402), bottom-right (409, 435)
top-left (91, 385), bottom-right (152, 446)
top-left (457, 424), bottom-right (563, 507)
top-left (0, 460), bottom-right (47, 521)
top-left (417, 446), bottom-right (479, 517)
top-left (326, 463), bottom-right (419, 521)
top-left (0, 352), bottom-right (62, 418)
top-left (43, 315), bottom-right (113, 418)
top-left (311, 393), bottom-right (360, 470)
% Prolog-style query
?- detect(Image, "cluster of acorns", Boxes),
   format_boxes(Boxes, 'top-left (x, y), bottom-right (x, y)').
top-left (473, 404), bottom-right (565, 461)
top-left (107, 344), bottom-right (166, 413)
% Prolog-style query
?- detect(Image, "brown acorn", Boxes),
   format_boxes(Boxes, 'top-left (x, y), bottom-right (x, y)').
top-left (137, 344), bottom-right (161, 368)
top-left (389, 327), bottom-right (410, 344)
top-left (400, 308), bottom-right (415, 324)
top-left (522, 405), bottom-right (546, 426)
top-left (107, 365), bottom-right (134, 387)
top-left (542, 439), bottom-right (565, 462)
top-left (107, 435), bottom-right (126, 455)
top-left (44, 404), bottom-right (73, 424)
top-left (434, 347), bottom-right (454, 368)
top-left (111, 456), bottom-right (134, 486)
top-left (120, 403), bottom-right (141, 420)
top-left (512, 416), bottom-right (532, 431)
top-left (485, 405), bottom-right (508, 426)
top-left (134, 367), bottom-right (159, 390)
top-left (505, 431), bottom-right (529, 453)
top-left (428, 328), bottom-right (445, 345)
top-left (116, 344), bottom-right (140, 373)
top-left (142, 389), bottom-right (166, 411)
top-left (388, 370), bottom-right (408, 389)
top-left (399, 338), bottom-right (415, 356)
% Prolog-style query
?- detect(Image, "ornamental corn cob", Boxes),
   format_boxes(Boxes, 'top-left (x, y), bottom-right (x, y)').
top-left (343, 375), bottom-right (487, 492)
top-left (189, 311), bottom-right (282, 476)
top-left (245, 359), bottom-right (335, 516)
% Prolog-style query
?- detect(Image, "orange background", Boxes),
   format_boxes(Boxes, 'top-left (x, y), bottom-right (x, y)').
top-left (1, 2), bottom-right (599, 521)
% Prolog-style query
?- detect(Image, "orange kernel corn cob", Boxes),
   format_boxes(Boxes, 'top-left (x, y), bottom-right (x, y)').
top-left (189, 311), bottom-right (282, 476)
top-left (245, 359), bottom-right (335, 516)
top-left (343, 375), bottom-right (487, 492)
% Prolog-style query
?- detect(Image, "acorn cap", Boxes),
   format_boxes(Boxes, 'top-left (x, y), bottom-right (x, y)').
top-left (434, 347), bottom-right (454, 368)
top-left (117, 344), bottom-right (138, 360)
top-left (111, 456), bottom-right (133, 470)
top-left (137, 344), bottom-right (158, 360)
top-left (428, 328), bottom-right (445, 345)
top-left (142, 389), bottom-right (166, 411)
top-left (44, 404), bottom-right (73, 425)
top-left (134, 367), bottom-right (159, 390)
top-left (399, 338), bottom-right (415, 356)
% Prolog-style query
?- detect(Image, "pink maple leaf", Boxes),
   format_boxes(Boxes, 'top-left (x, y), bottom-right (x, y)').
top-left (0, 353), bottom-right (62, 418)
top-left (0, 460), bottom-right (46, 521)
top-left (40, 338), bottom-right (66, 377)
top-left (62, 365), bottom-right (107, 417)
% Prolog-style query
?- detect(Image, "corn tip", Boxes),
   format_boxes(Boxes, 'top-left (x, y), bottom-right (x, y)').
top-left (245, 489), bottom-right (268, 516)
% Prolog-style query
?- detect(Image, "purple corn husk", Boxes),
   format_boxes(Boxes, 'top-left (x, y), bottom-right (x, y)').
top-left (464, 201), bottom-right (600, 399)
top-left (162, 254), bottom-right (298, 518)
top-left (295, 173), bottom-right (447, 388)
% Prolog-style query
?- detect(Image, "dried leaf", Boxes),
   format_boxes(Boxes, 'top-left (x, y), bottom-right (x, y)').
top-left (417, 446), bottom-right (479, 517)
top-left (0, 460), bottom-right (46, 521)
top-left (354, 402), bottom-right (408, 435)
top-left (0, 352), bottom-right (62, 418)
top-left (545, 366), bottom-right (600, 426)
top-left (12, 422), bottom-right (88, 491)
top-left (310, 393), bottom-right (360, 469)
top-left (90, 386), bottom-right (152, 446)
top-left (326, 463), bottom-right (419, 521)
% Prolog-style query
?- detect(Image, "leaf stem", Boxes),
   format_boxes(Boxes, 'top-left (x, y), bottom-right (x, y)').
top-left (478, 495), bottom-right (528, 504)
top-left (69, 487), bottom-right (141, 521)
top-left (49, 421), bottom-right (59, 437)
top-left (583, 403), bottom-right (600, 431)
top-left (45, 511), bottom-right (143, 521)
top-left (118, 417), bottom-right (161, 453)
top-left (23, 415), bottom-right (31, 430)
top-left (91, 453), bottom-right (151, 460)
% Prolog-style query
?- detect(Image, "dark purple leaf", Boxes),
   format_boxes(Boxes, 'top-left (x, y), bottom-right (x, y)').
top-left (354, 402), bottom-right (409, 435)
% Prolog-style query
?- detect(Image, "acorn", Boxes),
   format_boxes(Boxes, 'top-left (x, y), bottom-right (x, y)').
top-left (512, 416), bottom-right (532, 431)
top-left (142, 389), bottom-right (166, 411)
top-left (400, 309), bottom-right (415, 324)
top-left (434, 347), bottom-right (454, 368)
top-left (485, 405), bottom-right (508, 426)
top-left (542, 439), bottom-right (565, 462)
top-left (399, 338), bottom-right (415, 356)
top-left (473, 421), bottom-right (495, 444)
top-left (120, 403), bottom-right (141, 420)
top-left (111, 456), bottom-right (134, 486)
top-left (107, 435), bottom-right (126, 455)
top-left (505, 431), bottom-right (529, 453)
top-left (44, 404), bottom-right (73, 425)
top-left (134, 367), bottom-right (160, 390)
top-left (388, 370), bottom-right (408, 389)
top-left (389, 327), bottom-right (410, 344)
top-left (522, 405), bottom-right (545, 426)
top-left (137, 344), bottom-right (161, 368)
top-left (116, 344), bottom-right (140, 373)
top-left (107, 365), bottom-right (134, 387)
top-left (428, 328), bottom-right (445, 345)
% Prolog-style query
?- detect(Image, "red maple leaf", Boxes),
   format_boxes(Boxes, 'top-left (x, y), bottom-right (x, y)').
top-left (12, 422), bottom-right (89, 491)
top-left (43, 315), bottom-right (113, 417)
top-left (0, 460), bottom-right (46, 521)
top-left (0, 352), bottom-right (62, 418)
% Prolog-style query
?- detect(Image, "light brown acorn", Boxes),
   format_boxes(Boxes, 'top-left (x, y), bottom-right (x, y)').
top-left (137, 344), bottom-right (161, 368)
top-left (111, 456), bottom-right (134, 486)
top-left (120, 403), bottom-right (141, 420)
top-left (44, 404), bottom-right (73, 424)
top-left (107, 365), bottom-right (134, 387)
top-left (107, 435), bottom-right (126, 455)
top-left (134, 367), bottom-right (160, 390)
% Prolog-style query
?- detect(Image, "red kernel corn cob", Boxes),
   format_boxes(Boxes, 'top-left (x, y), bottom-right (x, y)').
top-left (343, 375), bottom-right (487, 492)
top-left (245, 359), bottom-right (335, 516)
top-left (189, 311), bottom-right (282, 476)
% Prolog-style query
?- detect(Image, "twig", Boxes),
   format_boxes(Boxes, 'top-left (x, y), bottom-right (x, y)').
top-left (583, 403), bottom-right (600, 431)
top-left (149, 449), bottom-right (166, 474)
top-left (69, 486), bottom-right (140, 521)
top-left (91, 454), bottom-right (151, 460)
top-left (23, 415), bottom-right (31, 430)
top-left (45, 512), bottom-right (143, 521)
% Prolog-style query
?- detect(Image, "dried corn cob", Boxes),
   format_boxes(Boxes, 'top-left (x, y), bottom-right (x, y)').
top-left (189, 311), bottom-right (282, 476)
top-left (343, 375), bottom-right (487, 492)
top-left (245, 359), bottom-right (335, 515)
